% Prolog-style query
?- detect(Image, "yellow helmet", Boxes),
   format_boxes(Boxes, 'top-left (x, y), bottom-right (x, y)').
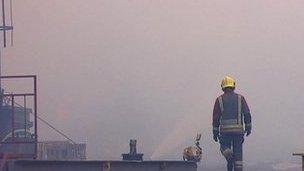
top-left (221, 76), bottom-right (235, 89)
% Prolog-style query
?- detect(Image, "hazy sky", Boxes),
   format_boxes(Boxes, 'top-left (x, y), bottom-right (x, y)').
top-left (2, 0), bottom-right (304, 167)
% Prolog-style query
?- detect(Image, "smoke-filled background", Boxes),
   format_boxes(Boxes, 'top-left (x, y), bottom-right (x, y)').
top-left (2, 0), bottom-right (304, 170)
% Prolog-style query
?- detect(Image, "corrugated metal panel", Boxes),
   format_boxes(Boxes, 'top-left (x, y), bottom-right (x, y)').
top-left (37, 141), bottom-right (86, 160)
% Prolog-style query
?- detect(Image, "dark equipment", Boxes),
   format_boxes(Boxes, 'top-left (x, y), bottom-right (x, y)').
top-left (0, 75), bottom-right (38, 159)
top-left (122, 139), bottom-right (143, 161)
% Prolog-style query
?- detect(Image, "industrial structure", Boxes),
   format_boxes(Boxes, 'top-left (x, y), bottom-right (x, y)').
top-left (122, 139), bottom-right (143, 161)
top-left (0, 1), bottom-right (198, 170)
top-left (0, 75), bottom-right (38, 159)
top-left (0, 95), bottom-right (36, 157)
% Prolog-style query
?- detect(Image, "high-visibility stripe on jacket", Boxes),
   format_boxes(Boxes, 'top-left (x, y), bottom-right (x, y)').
top-left (213, 91), bottom-right (251, 134)
top-left (218, 94), bottom-right (243, 133)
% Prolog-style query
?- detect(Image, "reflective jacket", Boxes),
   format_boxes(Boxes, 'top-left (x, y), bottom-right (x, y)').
top-left (213, 91), bottom-right (251, 134)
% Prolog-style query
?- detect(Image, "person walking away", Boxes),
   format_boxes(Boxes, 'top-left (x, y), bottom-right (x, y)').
top-left (212, 76), bottom-right (252, 171)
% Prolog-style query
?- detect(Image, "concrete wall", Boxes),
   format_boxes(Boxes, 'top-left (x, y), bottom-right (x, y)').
top-left (7, 160), bottom-right (197, 171)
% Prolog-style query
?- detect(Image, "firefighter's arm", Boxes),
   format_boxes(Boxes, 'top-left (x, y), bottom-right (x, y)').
top-left (212, 98), bottom-right (221, 141)
top-left (242, 96), bottom-right (252, 136)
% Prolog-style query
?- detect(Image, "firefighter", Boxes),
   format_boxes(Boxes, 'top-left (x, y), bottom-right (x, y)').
top-left (212, 76), bottom-right (252, 171)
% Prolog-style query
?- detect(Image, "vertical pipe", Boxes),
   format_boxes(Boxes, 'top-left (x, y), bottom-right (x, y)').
top-left (34, 76), bottom-right (37, 159)
top-left (2, 0), bottom-right (6, 47)
top-left (11, 95), bottom-right (14, 142)
top-left (9, 0), bottom-right (12, 46)
top-left (0, 52), bottom-right (1, 88)
top-left (24, 95), bottom-right (26, 139)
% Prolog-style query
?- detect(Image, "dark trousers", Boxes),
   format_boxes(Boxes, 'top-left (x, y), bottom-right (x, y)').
top-left (219, 134), bottom-right (244, 171)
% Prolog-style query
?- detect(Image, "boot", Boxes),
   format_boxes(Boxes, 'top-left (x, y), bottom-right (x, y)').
top-left (227, 161), bottom-right (233, 171)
